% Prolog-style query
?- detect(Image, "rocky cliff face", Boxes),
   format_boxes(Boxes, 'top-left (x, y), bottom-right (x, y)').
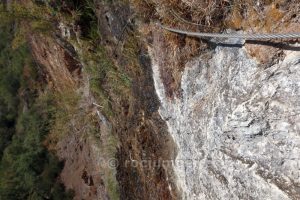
top-left (149, 32), bottom-right (300, 200)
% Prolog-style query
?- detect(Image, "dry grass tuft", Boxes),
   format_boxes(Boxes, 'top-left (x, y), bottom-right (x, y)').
top-left (132, 0), bottom-right (231, 32)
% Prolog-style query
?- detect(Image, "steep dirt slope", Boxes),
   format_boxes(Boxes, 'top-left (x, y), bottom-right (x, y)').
top-left (26, 0), bottom-right (179, 199)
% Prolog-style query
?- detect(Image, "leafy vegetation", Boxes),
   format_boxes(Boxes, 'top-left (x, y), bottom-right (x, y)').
top-left (0, 22), bottom-right (25, 159)
top-left (0, 2), bottom-right (54, 49)
top-left (0, 7), bottom-right (73, 199)
top-left (0, 100), bottom-right (74, 199)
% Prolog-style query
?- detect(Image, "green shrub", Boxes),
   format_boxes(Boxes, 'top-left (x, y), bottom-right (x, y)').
top-left (0, 91), bottom-right (73, 200)
top-left (0, 15), bottom-right (73, 200)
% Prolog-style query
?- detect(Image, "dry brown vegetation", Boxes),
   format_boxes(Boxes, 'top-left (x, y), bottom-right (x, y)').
top-left (132, 0), bottom-right (299, 31)
top-left (130, 0), bottom-right (300, 98)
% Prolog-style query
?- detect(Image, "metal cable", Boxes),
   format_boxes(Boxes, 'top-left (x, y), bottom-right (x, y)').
top-left (158, 23), bottom-right (300, 40)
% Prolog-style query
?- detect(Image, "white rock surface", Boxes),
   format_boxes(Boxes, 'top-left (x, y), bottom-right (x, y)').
top-left (149, 44), bottom-right (300, 200)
